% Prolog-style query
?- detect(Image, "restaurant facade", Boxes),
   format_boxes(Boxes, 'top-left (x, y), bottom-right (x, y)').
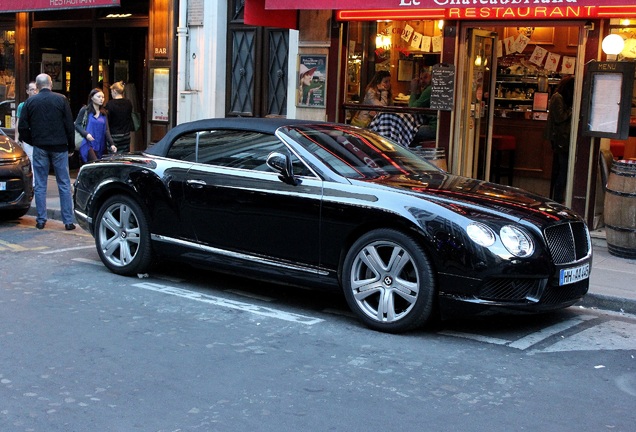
top-left (267, 0), bottom-right (636, 228)
top-left (1, 0), bottom-right (635, 229)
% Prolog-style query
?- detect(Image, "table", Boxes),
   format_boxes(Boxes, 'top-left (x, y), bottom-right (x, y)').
top-left (368, 112), bottom-right (428, 147)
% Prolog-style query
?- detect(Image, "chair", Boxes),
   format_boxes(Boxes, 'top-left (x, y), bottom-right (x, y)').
top-left (490, 135), bottom-right (516, 185)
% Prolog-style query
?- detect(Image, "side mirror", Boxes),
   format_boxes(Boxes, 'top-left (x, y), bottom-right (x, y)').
top-left (267, 151), bottom-right (298, 186)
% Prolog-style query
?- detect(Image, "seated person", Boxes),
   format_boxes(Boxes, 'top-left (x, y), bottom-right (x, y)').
top-left (350, 71), bottom-right (392, 128)
top-left (409, 70), bottom-right (437, 146)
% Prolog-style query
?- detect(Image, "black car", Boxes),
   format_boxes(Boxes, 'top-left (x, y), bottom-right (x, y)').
top-left (0, 128), bottom-right (33, 220)
top-left (73, 118), bottom-right (591, 332)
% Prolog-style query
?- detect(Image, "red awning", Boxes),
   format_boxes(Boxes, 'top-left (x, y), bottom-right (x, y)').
top-left (0, 0), bottom-right (120, 13)
top-left (245, 0), bottom-right (297, 30)
top-left (264, 0), bottom-right (628, 10)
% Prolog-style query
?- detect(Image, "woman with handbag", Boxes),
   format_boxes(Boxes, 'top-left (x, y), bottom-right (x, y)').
top-left (75, 88), bottom-right (116, 164)
top-left (105, 81), bottom-right (134, 153)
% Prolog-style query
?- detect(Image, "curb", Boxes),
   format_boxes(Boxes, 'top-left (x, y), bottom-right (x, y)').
top-left (579, 293), bottom-right (636, 316)
top-left (27, 205), bottom-right (71, 223)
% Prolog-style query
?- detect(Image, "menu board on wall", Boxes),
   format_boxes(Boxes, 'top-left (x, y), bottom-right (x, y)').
top-left (430, 64), bottom-right (455, 111)
top-left (581, 61), bottom-right (635, 140)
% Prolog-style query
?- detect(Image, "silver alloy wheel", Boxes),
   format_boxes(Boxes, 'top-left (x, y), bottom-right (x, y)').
top-left (349, 240), bottom-right (420, 323)
top-left (98, 202), bottom-right (141, 268)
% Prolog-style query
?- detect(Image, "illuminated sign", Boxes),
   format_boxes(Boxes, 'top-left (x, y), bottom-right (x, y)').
top-left (266, 0), bottom-right (631, 11)
top-left (0, 0), bottom-right (120, 13)
top-left (337, 5), bottom-right (636, 20)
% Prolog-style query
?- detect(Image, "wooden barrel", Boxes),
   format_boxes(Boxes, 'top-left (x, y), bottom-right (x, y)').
top-left (412, 147), bottom-right (447, 171)
top-left (604, 160), bottom-right (636, 258)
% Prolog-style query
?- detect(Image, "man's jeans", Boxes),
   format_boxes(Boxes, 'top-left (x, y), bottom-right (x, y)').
top-left (32, 146), bottom-right (74, 225)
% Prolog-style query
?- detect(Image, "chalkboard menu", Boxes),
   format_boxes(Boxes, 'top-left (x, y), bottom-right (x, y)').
top-left (430, 64), bottom-right (455, 111)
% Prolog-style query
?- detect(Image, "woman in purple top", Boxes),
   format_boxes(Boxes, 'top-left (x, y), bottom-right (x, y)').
top-left (75, 88), bottom-right (116, 163)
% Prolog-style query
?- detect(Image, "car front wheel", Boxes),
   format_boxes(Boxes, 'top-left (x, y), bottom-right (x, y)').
top-left (95, 195), bottom-right (152, 276)
top-left (342, 229), bottom-right (435, 333)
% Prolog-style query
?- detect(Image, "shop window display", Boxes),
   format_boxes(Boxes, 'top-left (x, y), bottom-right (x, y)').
top-left (0, 27), bottom-right (16, 130)
top-left (345, 20), bottom-right (442, 106)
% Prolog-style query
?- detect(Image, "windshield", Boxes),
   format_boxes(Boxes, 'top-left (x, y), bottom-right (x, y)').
top-left (281, 124), bottom-right (440, 180)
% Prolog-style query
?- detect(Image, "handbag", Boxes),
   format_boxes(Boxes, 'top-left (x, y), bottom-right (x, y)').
top-left (74, 108), bottom-right (88, 150)
top-left (131, 112), bottom-right (141, 132)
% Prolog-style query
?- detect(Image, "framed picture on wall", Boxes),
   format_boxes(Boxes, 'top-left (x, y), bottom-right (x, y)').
top-left (297, 55), bottom-right (327, 108)
top-left (41, 53), bottom-right (63, 91)
top-left (398, 60), bottom-right (414, 82)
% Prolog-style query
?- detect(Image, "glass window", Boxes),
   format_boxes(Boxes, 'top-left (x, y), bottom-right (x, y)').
top-left (345, 20), bottom-right (442, 105)
top-left (167, 129), bottom-right (312, 176)
top-left (283, 125), bottom-right (438, 180)
top-left (0, 23), bottom-right (16, 129)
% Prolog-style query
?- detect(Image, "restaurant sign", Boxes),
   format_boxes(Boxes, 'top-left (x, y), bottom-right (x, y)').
top-left (0, 0), bottom-right (120, 13)
top-left (265, 0), bottom-right (633, 20)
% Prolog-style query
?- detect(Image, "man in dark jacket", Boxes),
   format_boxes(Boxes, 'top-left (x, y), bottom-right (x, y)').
top-left (18, 73), bottom-right (76, 230)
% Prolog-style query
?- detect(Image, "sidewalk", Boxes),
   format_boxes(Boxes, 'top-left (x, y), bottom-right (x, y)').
top-left (29, 174), bottom-right (636, 317)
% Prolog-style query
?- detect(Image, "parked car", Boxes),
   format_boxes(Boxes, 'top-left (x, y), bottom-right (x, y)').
top-left (0, 128), bottom-right (33, 220)
top-left (73, 118), bottom-right (592, 332)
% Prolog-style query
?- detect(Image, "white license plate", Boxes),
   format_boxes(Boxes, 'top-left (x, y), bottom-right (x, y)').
top-left (559, 263), bottom-right (590, 286)
top-left (0, 181), bottom-right (6, 191)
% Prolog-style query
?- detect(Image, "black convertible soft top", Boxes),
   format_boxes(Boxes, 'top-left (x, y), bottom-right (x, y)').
top-left (145, 117), bottom-right (327, 157)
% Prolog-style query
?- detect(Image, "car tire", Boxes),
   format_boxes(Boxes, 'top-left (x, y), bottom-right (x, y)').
top-left (342, 228), bottom-right (435, 333)
top-left (95, 195), bottom-right (153, 276)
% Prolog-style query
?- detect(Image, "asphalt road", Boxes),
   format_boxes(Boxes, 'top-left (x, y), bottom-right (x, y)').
top-left (1, 216), bottom-right (635, 432)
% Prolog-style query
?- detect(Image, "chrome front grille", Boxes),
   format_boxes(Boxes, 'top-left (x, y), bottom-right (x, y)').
top-left (544, 222), bottom-right (590, 265)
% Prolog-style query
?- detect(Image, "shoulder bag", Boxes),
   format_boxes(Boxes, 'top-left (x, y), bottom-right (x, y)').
top-left (74, 108), bottom-right (88, 150)
top-left (131, 112), bottom-right (141, 132)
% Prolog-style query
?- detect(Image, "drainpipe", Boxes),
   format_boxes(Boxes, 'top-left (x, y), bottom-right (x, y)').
top-left (177, 0), bottom-right (191, 124)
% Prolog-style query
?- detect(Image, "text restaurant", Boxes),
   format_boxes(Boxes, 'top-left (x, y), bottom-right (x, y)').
top-left (266, 0), bottom-right (636, 228)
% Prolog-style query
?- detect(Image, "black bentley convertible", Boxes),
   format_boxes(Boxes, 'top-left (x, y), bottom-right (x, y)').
top-left (73, 118), bottom-right (591, 332)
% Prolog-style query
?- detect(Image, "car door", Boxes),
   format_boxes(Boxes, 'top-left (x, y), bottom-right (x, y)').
top-left (181, 129), bottom-right (323, 270)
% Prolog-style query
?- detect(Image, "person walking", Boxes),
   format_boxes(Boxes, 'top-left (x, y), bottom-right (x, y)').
top-left (105, 81), bottom-right (133, 153)
top-left (14, 80), bottom-right (38, 177)
top-left (544, 75), bottom-right (575, 204)
top-left (75, 88), bottom-right (117, 163)
top-left (17, 73), bottom-right (76, 230)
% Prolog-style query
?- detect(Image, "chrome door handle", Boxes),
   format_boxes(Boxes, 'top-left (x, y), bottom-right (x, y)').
top-left (186, 179), bottom-right (206, 188)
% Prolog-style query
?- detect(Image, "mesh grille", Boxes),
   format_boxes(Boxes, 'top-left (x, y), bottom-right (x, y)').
top-left (479, 278), bottom-right (539, 301)
top-left (544, 222), bottom-right (590, 265)
top-left (541, 281), bottom-right (589, 305)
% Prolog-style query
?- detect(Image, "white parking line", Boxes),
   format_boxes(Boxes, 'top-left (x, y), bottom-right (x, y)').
top-left (41, 245), bottom-right (96, 254)
top-left (439, 315), bottom-right (596, 351)
top-left (508, 315), bottom-right (595, 350)
top-left (133, 282), bottom-right (324, 325)
top-left (72, 257), bottom-right (104, 266)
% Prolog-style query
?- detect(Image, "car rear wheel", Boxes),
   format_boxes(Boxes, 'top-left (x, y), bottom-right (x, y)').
top-left (95, 195), bottom-right (152, 276)
top-left (342, 229), bottom-right (435, 333)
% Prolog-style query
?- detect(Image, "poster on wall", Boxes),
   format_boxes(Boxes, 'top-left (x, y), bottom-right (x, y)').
top-left (297, 55), bottom-right (327, 108)
top-left (41, 53), bottom-right (63, 91)
top-left (151, 67), bottom-right (170, 122)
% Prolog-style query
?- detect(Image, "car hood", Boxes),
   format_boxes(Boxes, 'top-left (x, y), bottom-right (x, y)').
top-left (358, 171), bottom-right (580, 225)
top-left (0, 135), bottom-right (25, 160)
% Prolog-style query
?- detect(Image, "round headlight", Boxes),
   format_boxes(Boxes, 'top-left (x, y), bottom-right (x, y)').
top-left (500, 225), bottom-right (534, 257)
top-left (467, 222), bottom-right (496, 247)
